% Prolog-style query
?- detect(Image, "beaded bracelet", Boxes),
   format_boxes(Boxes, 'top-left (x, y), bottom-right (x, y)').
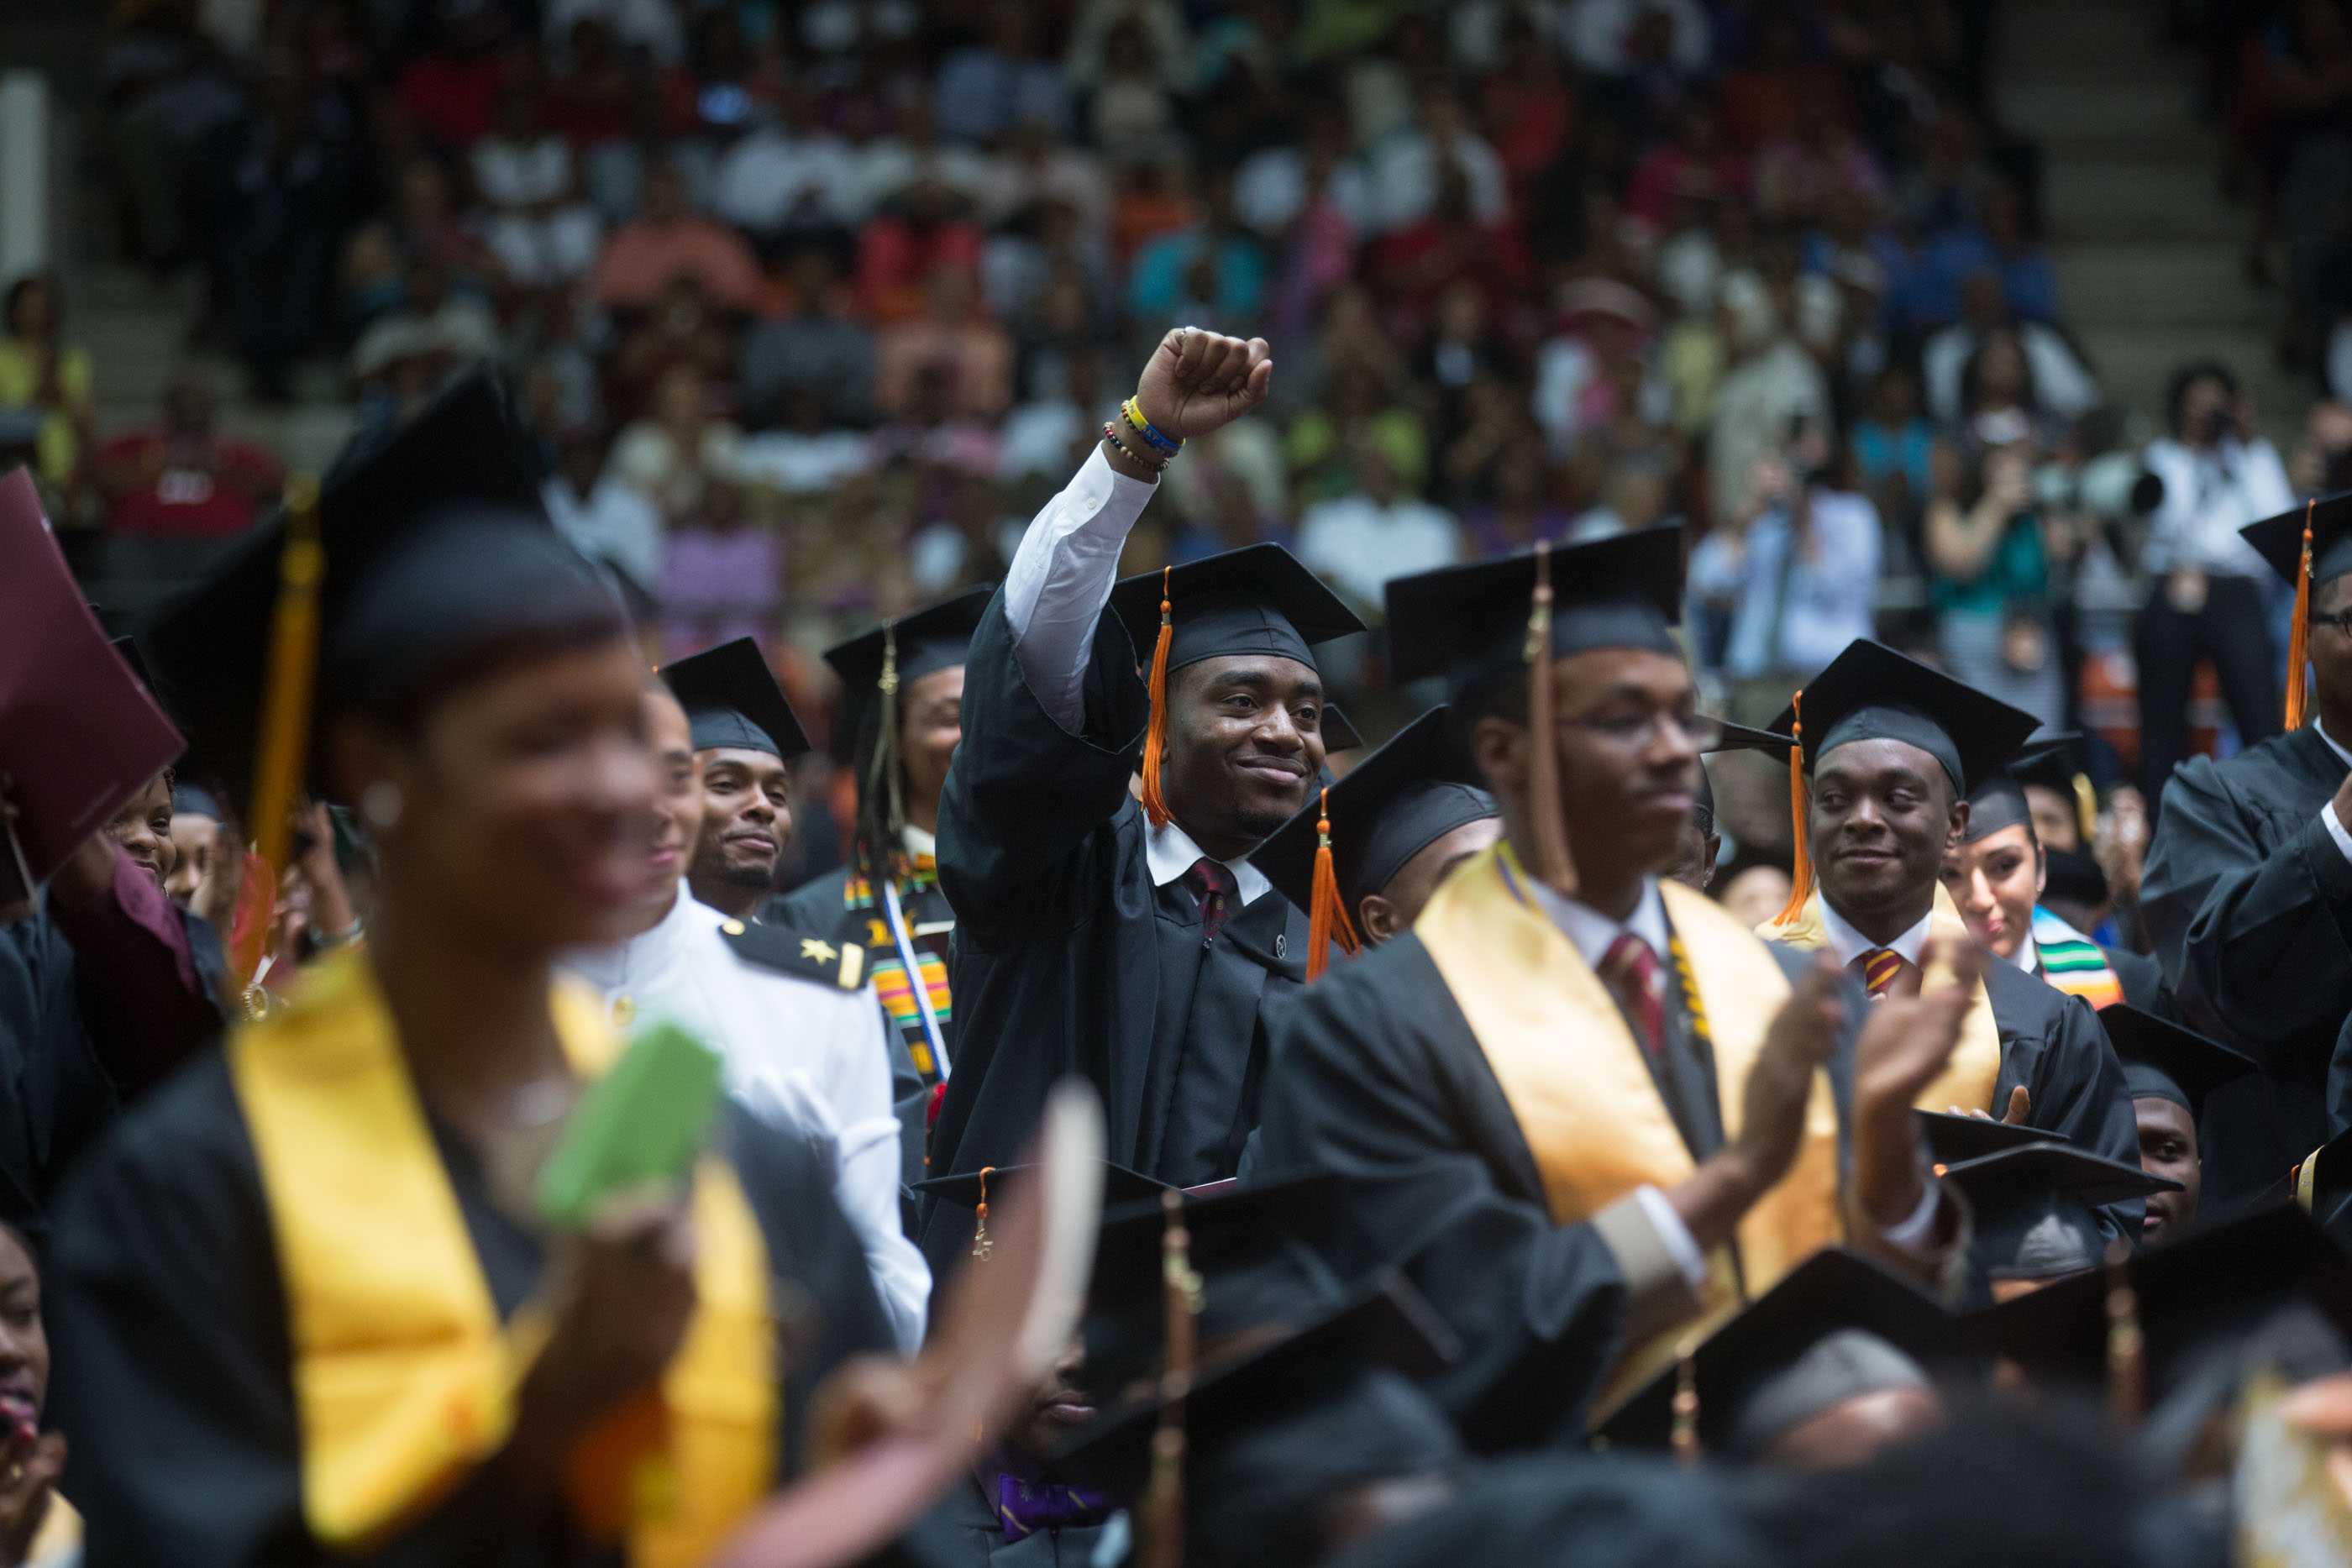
top-left (1121, 396), bottom-right (1183, 457)
top-left (1103, 421), bottom-right (1170, 475)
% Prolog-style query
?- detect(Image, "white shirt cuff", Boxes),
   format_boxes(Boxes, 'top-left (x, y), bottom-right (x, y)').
top-left (1632, 1183), bottom-right (1711, 1294)
top-left (2323, 800), bottom-right (2352, 865)
top-left (1875, 1175), bottom-right (1945, 1249)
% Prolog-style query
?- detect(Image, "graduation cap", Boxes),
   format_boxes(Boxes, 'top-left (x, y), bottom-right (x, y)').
top-left (1080, 1172), bottom-right (1354, 1404)
top-left (1969, 1204), bottom-right (2352, 1412)
top-left (1764, 640), bottom-right (2040, 926)
top-left (1595, 1249), bottom-right (1971, 1457)
top-left (1697, 717), bottom-right (1797, 827)
top-left (1050, 1271), bottom-right (1462, 1500)
top-left (1383, 527), bottom-right (1687, 901)
top-left (1914, 1109), bottom-right (2061, 1171)
top-left (659, 637), bottom-right (811, 759)
top-left (141, 368), bottom-right (609, 873)
top-left (1962, 731), bottom-right (2084, 846)
top-left (2243, 492), bottom-right (2352, 730)
top-left (1321, 703), bottom-right (1365, 754)
top-left (2041, 847), bottom-right (2111, 912)
top-left (2100, 1006), bottom-right (2254, 1123)
top-left (1105, 544), bottom-right (1364, 831)
top-left (1247, 706), bottom-right (1497, 978)
top-left (1943, 1143), bottom-right (2178, 1287)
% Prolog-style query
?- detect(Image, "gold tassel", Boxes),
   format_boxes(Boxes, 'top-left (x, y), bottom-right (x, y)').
top-left (1774, 689), bottom-right (1814, 926)
top-left (1141, 1189), bottom-right (1200, 1568)
top-left (2103, 1237), bottom-right (2145, 1430)
top-left (2070, 772), bottom-right (2097, 847)
top-left (2288, 497), bottom-right (2315, 730)
top-left (1139, 568), bottom-right (1175, 828)
top-left (970, 1166), bottom-right (995, 1261)
top-left (1670, 1335), bottom-right (1701, 1467)
top-left (1522, 543), bottom-right (1578, 898)
top-left (868, 620), bottom-right (905, 878)
top-left (1305, 787), bottom-right (1360, 980)
top-left (248, 473), bottom-right (323, 926)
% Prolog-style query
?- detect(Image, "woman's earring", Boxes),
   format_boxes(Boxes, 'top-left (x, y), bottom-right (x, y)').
top-left (360, 780), bottom-right (403, 830)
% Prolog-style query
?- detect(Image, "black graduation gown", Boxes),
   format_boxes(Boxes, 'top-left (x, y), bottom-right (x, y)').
top-left (46, 1053), bottom-right (895, 1568)
top-left (2102, 944), bottom-right (2167, 1015)
top-left (770, 864), bottom-right (955, 1219)
top-left (1973, 959), bottom-right (2145, 1195)
top-left (2140, 725), bottom-right (2351, 1206)
top-left (925, 595), bottom-right (1309, 1283)
top-left (892, 1470), bottom-right (1110, 1568)
top-left (1250, 932), bottom-right (1867, 1454)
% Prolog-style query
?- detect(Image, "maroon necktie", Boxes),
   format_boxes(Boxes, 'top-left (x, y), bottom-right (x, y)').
top-left (1599, 932), bottom-right (1665, 1056)
top-left (1184, 858), bottom-right (1237, 941)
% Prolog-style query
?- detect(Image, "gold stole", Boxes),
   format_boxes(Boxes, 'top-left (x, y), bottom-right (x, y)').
top-left (1415, 846), bottom-right (1843, 1419)
top-left (228, 947), bottom-right (776, 1566)
top-left (1759, 884), bottom-right (2003, 1116)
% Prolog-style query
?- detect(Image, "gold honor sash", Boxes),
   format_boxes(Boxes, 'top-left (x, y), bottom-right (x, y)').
top-left (1415, 845), bottom-right (1843, 1417)
top-left (1760, 883), bottom-right (2003, 1117)
top-left (228, 948), bottom-right (775, 1565)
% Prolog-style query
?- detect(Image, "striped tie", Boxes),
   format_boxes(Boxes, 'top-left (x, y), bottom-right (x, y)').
top-left (1859, 947), bottom-right (1906, 1000)
top-left (1599, 933), bottom-right (1665, 1056)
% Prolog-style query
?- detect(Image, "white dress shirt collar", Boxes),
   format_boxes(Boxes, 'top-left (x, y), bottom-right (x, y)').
top-left (1526, 874), bottom-right (1670, 969)
top-left (1817, 898), bottom-right (1933, 968)
top-left (902, 823), bottom-right (938, 860)
top-left (562, 882), bottom-right (706, 993)
top-left (1146, 815), bottom-right (1273, 906)
top-left (2318, 718), bottom-right (2352, 771)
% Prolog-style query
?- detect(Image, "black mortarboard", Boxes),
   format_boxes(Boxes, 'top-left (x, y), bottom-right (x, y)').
top-left (1944, 1144), bottom-right (2177, 1283)
top-left (1698, 717), bottom-right (1797, 823)
top-left (2040, 847), bottom-right (2111, 910)
top-left (2101, 1005), bottom-right (2254, 1121)
top-left (2243, 491), bottom-right (2352, 590)
top-left (1107, 543), bottom-right (1363, 677)
top-left (1052, 1272), bottom-right (1461, 1499)
top-left (660, 637), bottom-right (811, 758)
top-left (1596, 1250), bottom-right (1969, 1455)
top-left (1969, 1204), bottom-right (2352, 1408)
top-left (142, 368), bottom-right (615, 814)
top-left (1248, 705), bottom-right (1497, 920)
top-left (1080, 1172), bottom-right (1356, 1404)
top-left (1384, 527), bottom-right (1685, 702)
top-left (1770, 640), bottom-right (2040, 796)
top-left (1322, 703), bottom-right (1365, 753)
top-left (1915, 1109), bottom-right (2062, 1170)
top-left (822, 587), bottom-right (992, 699)
top-left (911, 1160), bottom-right (1173, 1213)
top-left (1962, 732), bottom-right (2082, 845)
top-left (111, 633), bottom-right (184, 753)
top-left (171, 782), bottom-right (222, 821)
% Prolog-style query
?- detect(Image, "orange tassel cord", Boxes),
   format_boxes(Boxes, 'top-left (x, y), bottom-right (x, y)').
top-left (1139, 567), bottom-right (1176, 827)
top-left (1774, 689), bottom-right (1814, 926)
top-left (2288, 498), bottom-right (2315, 731)
top-left (1305, 787), bottom-right (1361, 980)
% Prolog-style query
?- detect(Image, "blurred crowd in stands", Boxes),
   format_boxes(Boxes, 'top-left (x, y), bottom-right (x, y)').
top-left (17, 0), bottom-right (2352, 895)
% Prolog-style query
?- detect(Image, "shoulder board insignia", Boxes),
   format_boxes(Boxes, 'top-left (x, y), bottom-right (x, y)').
top-left (722, 922), bottom-right (868, 990)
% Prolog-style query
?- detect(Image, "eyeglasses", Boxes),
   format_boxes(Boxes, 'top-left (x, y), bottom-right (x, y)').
top-left (2312, 610), bottom-right (2352, 637)
top-left (1563, 709), bottom-right (1725, 753)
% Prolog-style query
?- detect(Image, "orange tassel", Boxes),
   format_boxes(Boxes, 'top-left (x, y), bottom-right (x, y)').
top-left (1139, 567), bottom-right (1176, 828)
top-left (2288, 498), bottom-right (2315, 730)
top-left (1305, 787), bottom-right (1361, 981)
top-left (1774, 689), bottom-right (1814, 926)
top-left (1523, 543), bottom-right (1579, 897)
top-left (249, 474), bottom-right (323, 914)
top-left (971, 1165), bottom-right (995, 1261)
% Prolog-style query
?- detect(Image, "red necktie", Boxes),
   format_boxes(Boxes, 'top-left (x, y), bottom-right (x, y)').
top-left (1858, 947), bottom-right (1908, 1000)
top-left (1599, 933), bottom-right (1665, 1056)
top-left (1184, 858), bottom-right (1237, 942)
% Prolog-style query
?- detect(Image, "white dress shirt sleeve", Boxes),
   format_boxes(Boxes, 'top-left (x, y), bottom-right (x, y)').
top-left (1630, 1183), bottom-right (1712, 1293)
top-left (1001, 443), bottom-right (1160, 734)
top-left (2324, 800), bottom-right (2352, 866)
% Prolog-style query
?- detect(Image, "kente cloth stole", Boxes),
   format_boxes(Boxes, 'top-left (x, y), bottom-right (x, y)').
top-left (228, 947), bottom-right (775, 1566)
top-left (1415, 845), bottom-right (1843, 1419)
top-left (1760, 883), bottom-right (2003, 1116)
top-left (2027, 907), bottom-right (2124, 1009)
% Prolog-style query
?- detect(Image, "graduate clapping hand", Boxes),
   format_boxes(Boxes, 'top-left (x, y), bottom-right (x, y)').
top-left (1852, 936), bottom-right (1989, 1235)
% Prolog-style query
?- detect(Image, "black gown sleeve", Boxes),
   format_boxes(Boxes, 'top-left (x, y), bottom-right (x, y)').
top-left (1253, 939), bottom-right (1635, 1453)
top-left (1984, 966), bottom-right (2144, 1240)
top-left (934, 590), bottom-right (1149, 952)
top-left (2141, 757), bottom-right (2352, 1068)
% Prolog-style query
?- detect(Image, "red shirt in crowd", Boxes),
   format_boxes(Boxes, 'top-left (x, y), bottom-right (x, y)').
top-left (396, 50), bottom-right (507, 149)
top-left (96, 433), bottom-right (283, 538)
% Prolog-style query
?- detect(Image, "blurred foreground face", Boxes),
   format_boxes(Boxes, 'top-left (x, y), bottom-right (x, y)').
top-left (358, 637), bottom-right (658, 952)
top-left (103, 775), bottom-right (177, 891)
top-left (1761, 1386), bottom-right (1945, 1471)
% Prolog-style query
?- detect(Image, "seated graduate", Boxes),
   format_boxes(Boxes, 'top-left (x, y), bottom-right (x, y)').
top-left (559, 679), bottom-right (931, 1350)
top-left (2097, 1005), bottom-right (2252, 1244)
top-left (1247, 705), bottom-right (1500, 969)
top-left (1938, 735), bottom-right (2166, 1013)
top-left (1593, 1248), bottom-right (1965, 1471)
top-left (926, 328), bottom-right (1366, 1284)
top-left (1667, 722), bottom-right (1795, 894)
top-left (1938, 1143), bottom-right (2176, 1305)
top-left (666, 635), bottom-right (813, 927)
top-left (1252, 532), bottom-right (1978, 1453)
top-left (771, 588), bottom-right (993, 1120)
top-left (46, 372), bottom-right (897, 1565)
top-left (1756, 640), bottom-right (2143, 1209)
top-left (2142, 492), bottom-right (2352, 1214)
